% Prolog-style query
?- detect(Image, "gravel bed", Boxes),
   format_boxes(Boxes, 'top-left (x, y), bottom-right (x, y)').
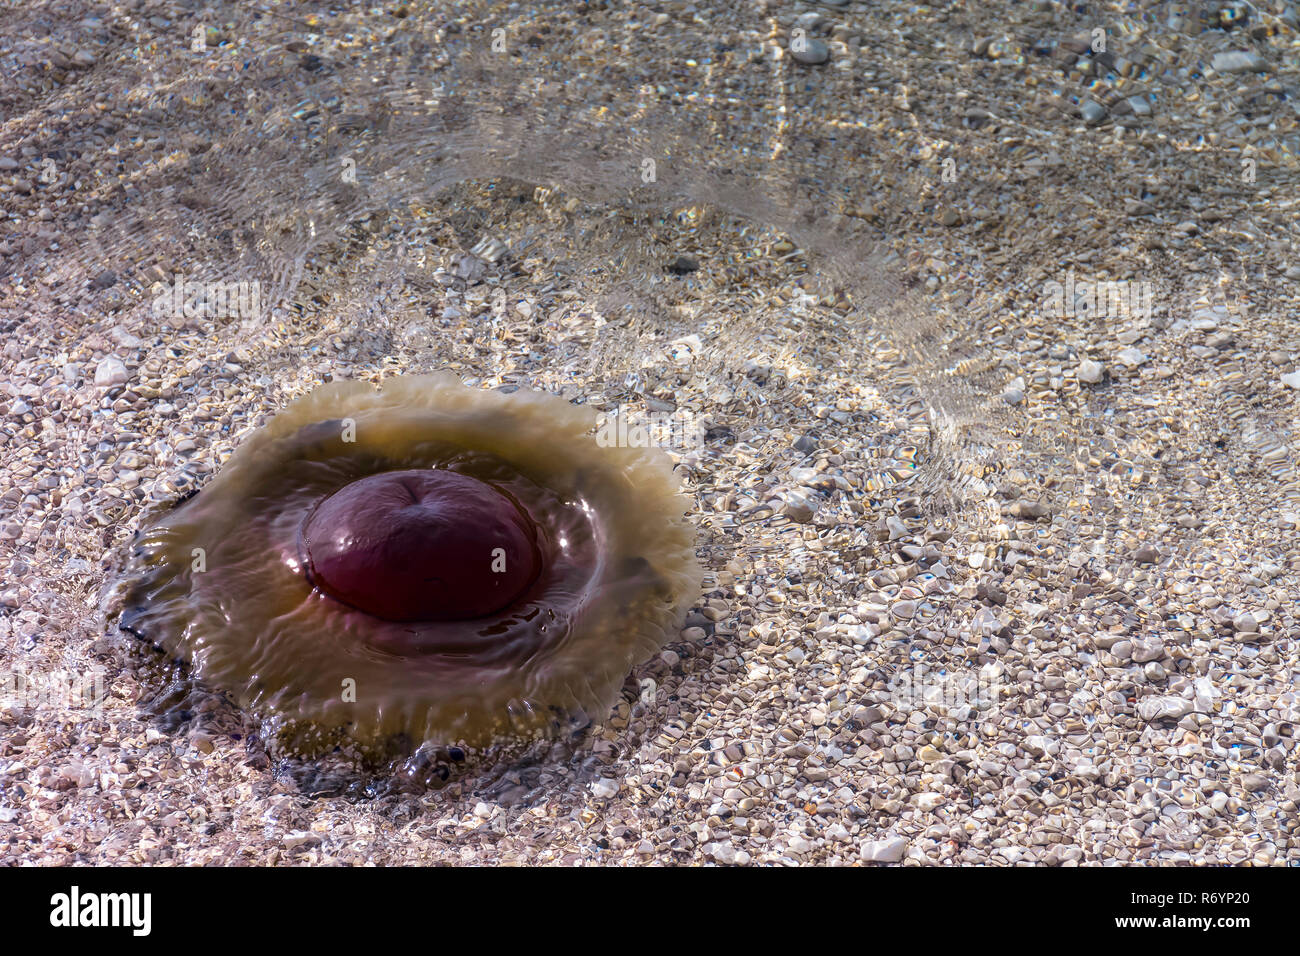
top-left (1, 0), bottom-right (1298, 865)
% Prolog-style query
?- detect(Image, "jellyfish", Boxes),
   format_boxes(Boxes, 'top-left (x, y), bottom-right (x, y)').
top-left (109, 373), bottom-right (701, 752)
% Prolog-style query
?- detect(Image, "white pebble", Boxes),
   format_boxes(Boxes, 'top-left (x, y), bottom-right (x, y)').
top-left (1116, 347), bottom-right (1148, 369)
top-left (860, 836), bottom-right (907, 863)
top-left (94, 355), bottom-right (128, 387)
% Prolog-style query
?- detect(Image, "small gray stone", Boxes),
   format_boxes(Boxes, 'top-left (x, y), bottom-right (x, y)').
top-left (794, 433), bottom-right (819, 454)
top-left (890, 600), bottom-right (916, 620)
top-left (1013, 500), bottom-right (1051, 519)
top-left (1133, 543), bottom-right (1161, 564)
top-left (1242, 774), bottom-right (1268, 793)
top-left (282, 830), bottom-right (321, 850)
top-left (1190, 307), bottom-right (1224, 328)
top-left (1212, 51), bottom-right (1267, 74)
top-left (1126, 95), bottom-right (1152, 117)
top-left (710, 842), bottom-right (738, 864)
top-left (782, 492), bottom-right (818, 524)
top-left (1080, 99), bottom-right (1108, 125)
top-left (1023, 735), bottom-right (1050, 757)
top-left (790, 37), bottom-right (829, 65)
top-left (1132, 637), bottom-right (1165, 663)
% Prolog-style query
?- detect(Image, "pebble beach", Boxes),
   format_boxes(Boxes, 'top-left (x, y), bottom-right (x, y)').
top-left (2, 0), bottom-right (1300, 865)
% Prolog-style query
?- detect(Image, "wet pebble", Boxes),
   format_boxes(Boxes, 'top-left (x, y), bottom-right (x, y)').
top-left (1077, 360), bottom-right (1104, 384)
top-left (93, 356), bottom-right (128, 387)
top-left (782, 491), bottom-right (818, 523)
top-left (1133, 543), bottom-right (1161, 564)
top-left (1080, 100), bottom-right (1107, 125)
top-left (1137, 697), bottom-right (1193, 721)
top-left (860, 836), bottom-right (907, 863)
top-left (1242, 774), bottom-right (1268, 793)
top-left (1116, 347), bottom-right (1148, 369)
top-left (1212, 51), bottom-right (1267, 73)
top-left (790, 38), bottom-right (830, 65)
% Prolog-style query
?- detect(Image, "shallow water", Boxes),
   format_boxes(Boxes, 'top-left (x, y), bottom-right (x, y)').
top-left (0, 0), bottom-right (889, 795)
top-left (58, 2), bottom-right (974, 778)
top-left (6, 0), bottom-right (1300, 812)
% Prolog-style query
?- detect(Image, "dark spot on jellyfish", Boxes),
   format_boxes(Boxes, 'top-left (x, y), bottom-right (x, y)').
top-left (118, 606), bottom-right (148, 640)
top-left (171, 486), bottom-right (200, 507)
top-left (109, 374), bottom-right (701, 757)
